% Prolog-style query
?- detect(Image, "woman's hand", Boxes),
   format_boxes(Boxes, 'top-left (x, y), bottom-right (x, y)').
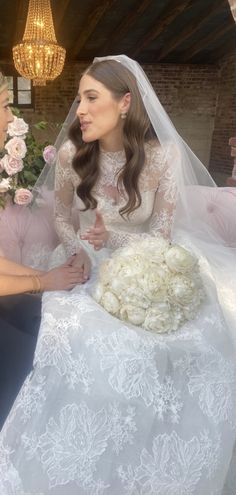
top-left (80, 210), bottom-right (109, 250)
top-left (70, 248), bottom-right (92, 281)
top-left (40, 263), bottom-right (84, 291)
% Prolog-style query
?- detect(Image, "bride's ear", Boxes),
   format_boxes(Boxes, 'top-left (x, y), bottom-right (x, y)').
top-left (120, 92), bottom-right (131, 114)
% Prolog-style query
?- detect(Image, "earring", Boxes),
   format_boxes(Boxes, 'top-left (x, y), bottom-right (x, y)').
top-left (121, 112), bottom-right (127, 120)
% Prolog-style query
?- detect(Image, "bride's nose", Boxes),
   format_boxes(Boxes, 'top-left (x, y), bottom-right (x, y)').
top-left (76, 99), bottom-right (87, 117)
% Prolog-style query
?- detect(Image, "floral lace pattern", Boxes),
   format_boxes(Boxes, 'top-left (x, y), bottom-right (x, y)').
top-left (117, 430), bottom-right (220, 495)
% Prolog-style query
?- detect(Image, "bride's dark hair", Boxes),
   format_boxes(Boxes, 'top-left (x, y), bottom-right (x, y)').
top-left (69, 59), bottom-right (155, 216)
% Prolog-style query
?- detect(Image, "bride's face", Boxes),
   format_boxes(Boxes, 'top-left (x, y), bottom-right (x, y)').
top-left (77, 74), bottom-right (127, 150)
top-left (0, 89), bottom-right (13, 149)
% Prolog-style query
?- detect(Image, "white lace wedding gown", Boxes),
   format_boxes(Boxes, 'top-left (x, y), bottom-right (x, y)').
top-left (1, 141), bottom-right (236, 495)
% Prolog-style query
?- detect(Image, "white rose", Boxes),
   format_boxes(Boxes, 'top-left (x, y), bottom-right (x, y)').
top-left (99, 260), bottom-right (112, 285)
top-left (110, 276), bottom-right (130, 297)
top-left (143, 237), bottom-right (170, 264)
top-left (1, 154), bottom-right (23, 176)
top-left (7, 116), bottom-right (29, 138)
top-left (102, 291), bottom-right (120, 315)
top-left (93, 283), bottom-right (104, 303)
top-left (0, 177), bottom-right (12, 193)
top-left (5, 137), bottom-right (27, 160)
top-left (140, 264), bottom-right (170, 302)
top-left (168, 274), bottom-right (198, 305)
top-left (164, 245), bottom-right (197, 273)
top-left (120, 304), bottom-right (146, 325)
top-left (120, 285), bottom-right (151, 309)
top-left (114, 244), bottom-right (137, 258)
top-left (144, 303), bottom-right (175, 334)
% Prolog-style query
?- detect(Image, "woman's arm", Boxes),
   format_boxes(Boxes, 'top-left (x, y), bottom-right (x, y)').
top-left (0, 257), bottom-right (42, 276)
top-left (0, 260), bottom-right (85, 296)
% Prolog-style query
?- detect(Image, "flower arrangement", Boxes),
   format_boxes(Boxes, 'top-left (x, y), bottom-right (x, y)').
top-left (0, 113), bottom-right (57, 208)
top-left (93, 237), bottom-right (205, 334)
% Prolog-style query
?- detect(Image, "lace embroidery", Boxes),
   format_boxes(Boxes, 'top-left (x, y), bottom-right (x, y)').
top-left (23, 402), bottom-right (110, 491)
top-left (35, 312), bottom-right (94, 392)
top-left (117, 430), bottom-right (220, 494)
top-left (87, 326), bottom-right (183, 422)
top-left (187, 347), bottom-right (236, 427)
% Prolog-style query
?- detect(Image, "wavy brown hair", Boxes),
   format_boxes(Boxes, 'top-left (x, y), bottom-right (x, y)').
top-left (69, 60), bottom-right (155, 217)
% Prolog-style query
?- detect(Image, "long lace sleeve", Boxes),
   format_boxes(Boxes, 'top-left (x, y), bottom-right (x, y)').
top-left (106, 144), bottom-right (177, 250)
top-left (54, 141), bottom-right (81, 256)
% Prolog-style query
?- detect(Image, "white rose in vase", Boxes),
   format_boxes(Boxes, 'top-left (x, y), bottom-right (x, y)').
top-left (5, 137), bottom-right (27, 160)
top-left (0, 177), bottom-right (12, 193)
top-left (7, 116), bottom-right (29, 138)
top-left (0, 154), bottom-right (23, 176)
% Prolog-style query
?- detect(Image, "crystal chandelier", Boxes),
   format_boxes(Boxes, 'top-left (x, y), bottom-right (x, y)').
top-left (12, 0), bottom-right (66, 86)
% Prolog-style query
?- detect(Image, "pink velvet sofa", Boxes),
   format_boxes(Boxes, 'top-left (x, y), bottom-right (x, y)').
top-left (0, 186), bottom-right (235, 269)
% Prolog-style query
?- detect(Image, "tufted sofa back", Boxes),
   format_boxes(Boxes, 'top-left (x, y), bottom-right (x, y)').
top-left (0, 186), bottom-right (235, 269)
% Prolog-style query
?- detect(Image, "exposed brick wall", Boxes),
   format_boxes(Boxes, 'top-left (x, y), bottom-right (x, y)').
top-left (209, 51), bottom-right (236, 177)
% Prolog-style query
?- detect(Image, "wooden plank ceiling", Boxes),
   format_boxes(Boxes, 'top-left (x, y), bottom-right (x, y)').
top-left (0, 0), bottom-right (235, 66)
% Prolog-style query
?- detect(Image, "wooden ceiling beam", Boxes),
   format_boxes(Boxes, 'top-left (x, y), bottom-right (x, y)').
top-left (157, 0), bottom-right (225, 61)
top-left (132, 0), bottom-right (191, 58)
top-left (182, 23), bottom-right (236, 62)
top-left (100, 0), bottom-right (153, 56)
top-left (71, 0), bottom-right (117, 58)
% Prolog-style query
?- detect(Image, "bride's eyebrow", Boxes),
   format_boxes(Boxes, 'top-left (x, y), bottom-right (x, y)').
top-left (78, 89), bottom-right (100, 96)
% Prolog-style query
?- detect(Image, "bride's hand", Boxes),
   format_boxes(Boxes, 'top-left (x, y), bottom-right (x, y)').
top-left (80, 210), bottom-right (109, 250)
top-left (70, 248), bottom-right (92, 281)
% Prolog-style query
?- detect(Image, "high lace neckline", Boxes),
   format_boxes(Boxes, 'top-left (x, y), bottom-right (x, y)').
top-left (100, 148), bottom-right (125, 161)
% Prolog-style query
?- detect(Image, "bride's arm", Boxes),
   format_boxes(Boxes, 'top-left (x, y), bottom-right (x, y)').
top-left (54, 141), bottom-right (81, 257)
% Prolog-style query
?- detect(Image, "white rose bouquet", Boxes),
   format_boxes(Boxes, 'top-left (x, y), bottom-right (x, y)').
top-left (93, 237), bottom-right (205, 334)
top-left (0, 113), bottom-right (56, 208)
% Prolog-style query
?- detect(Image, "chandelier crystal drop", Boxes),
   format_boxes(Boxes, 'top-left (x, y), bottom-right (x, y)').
top-left (12, 0), bottom-right (66, 86)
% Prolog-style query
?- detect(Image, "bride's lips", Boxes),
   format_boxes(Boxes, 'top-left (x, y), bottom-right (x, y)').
top-left (80, 121), bottom-right (91, 131)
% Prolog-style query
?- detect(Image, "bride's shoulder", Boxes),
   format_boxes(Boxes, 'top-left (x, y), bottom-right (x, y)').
top-left (144, 139), bottom-right (167, 169)
top-left (144, 140), bottom-right (177, 169)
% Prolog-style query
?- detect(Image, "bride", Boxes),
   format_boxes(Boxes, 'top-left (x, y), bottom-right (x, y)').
top-left (1, 55), bottom-right (236, 495)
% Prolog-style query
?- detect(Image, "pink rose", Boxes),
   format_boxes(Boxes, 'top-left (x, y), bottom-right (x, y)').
top-left (5, 137), bottom-right (27, 160)
top-left (0, 154), bottom-right (23, 176)
top-left (14, 188), bottom-right (33, 206)
top-left (43, 145), bottom-right (57, 165)
top-left (8, 116), bottom-right (29, 138)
